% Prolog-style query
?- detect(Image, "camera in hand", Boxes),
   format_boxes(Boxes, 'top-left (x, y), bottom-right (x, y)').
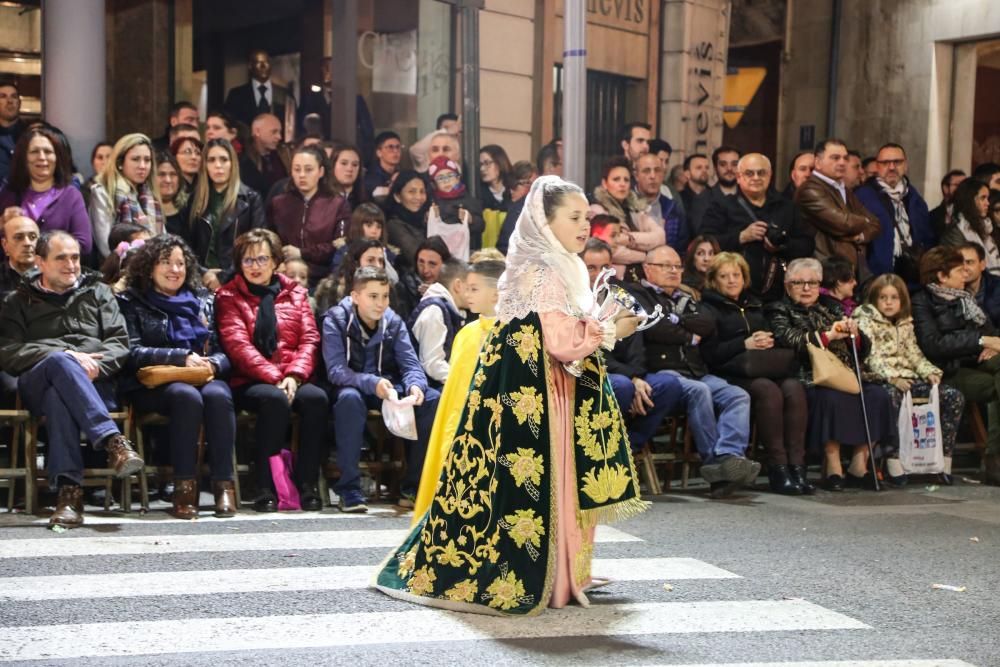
top-left (765, 222), bottom-right (788, 247)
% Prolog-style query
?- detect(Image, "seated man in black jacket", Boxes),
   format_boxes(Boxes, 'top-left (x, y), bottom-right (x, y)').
top-left (582, 239), bottom-right (682, 453)
top-left (0, 212), bottom-right (38, 403)
top-left (701, 153), bottom-right (814, 303)
top-left (631, 244), bottom-right (759, 497)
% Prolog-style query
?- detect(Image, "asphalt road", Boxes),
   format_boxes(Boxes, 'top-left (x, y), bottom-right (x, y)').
top-left (0, 478), bottom-right (997, 666)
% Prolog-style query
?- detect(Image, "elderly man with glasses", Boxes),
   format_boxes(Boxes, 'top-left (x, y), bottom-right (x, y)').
top-left (629, 245), bottom-right (758, 498)
top-left (701, 153), bottom-right (814, 302)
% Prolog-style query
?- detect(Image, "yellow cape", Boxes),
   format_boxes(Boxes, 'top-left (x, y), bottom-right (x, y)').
top-left (411, 316), bottom-right (495, 524)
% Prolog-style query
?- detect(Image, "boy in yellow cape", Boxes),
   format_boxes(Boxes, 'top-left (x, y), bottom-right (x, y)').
top-left (411, 257), bottom-right (505, 523)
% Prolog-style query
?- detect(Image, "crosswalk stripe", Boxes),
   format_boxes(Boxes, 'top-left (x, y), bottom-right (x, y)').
top-left (0, 524), bottom-right (641, 559)
top-left (642, 662), bottom-right (976, 667)
top-left (0, 600), bottom-right (868, 661)
top-left (0, 557), bottom-right (737, 601)
top-left (24, 507), bottom-right (400, 525)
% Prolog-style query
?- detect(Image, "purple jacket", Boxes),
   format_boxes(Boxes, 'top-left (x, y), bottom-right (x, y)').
top-left (0, 185), bottom-right (93, 254)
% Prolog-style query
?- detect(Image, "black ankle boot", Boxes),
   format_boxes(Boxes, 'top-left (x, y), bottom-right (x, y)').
top-left (788, 464), bottom-right (817, 495)
top-left (299, 483), bottom-right (323, 511)
top-left (768, 464), bottom-right (802, 495)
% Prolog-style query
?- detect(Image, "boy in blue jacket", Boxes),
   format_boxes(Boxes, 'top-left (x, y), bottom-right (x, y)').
top-left (323, 266), bottom-right (441, 512)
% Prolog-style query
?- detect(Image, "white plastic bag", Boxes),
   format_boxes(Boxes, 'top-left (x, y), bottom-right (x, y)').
top-left (897, 385), bottom-right (945, 474)
top-left (426, 204), bottom-right (470, 261)
top-left (382, 388), bottom-right (418, 440)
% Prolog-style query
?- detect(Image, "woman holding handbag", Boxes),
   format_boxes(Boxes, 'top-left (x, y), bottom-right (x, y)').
top-left (117, 235), bottom-right (237, 519)
top-left (215, 229), bottom-right (328, 512)
top-left (856, 273), bottom-right (965, 486)
top-left (701, 253), bottom-right (811, 495)
top-left (767, 258), bottom-right (895, 491)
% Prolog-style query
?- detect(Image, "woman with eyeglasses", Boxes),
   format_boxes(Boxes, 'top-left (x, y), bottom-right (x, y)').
top-left (216, 229), bottom-right (328, 512)
top-left (89, 133), bottom-right (164, 258)
top-left (117, 234), bottom-right (238, 519)
top-left (478, 144), bottom-right (513, 212)
top-left (0, 126), bottom-right (92, 254)
top-left (187, 138), bottom-right (266, 290)
top-left (767, 257), bottom-right (895, 491)
top-left (941, 179), bottom-right (1000, 276)
top-left (170, 136), bottom-right (203, 189)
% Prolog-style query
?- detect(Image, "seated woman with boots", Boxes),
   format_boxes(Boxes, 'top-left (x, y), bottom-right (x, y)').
top-left (117, 234), bottom-right (237, 518)
top-left (856, 273), bottom-right (965, 485)
top-left (700, 253), bottom-right (812, 495)
top-left (767, 258), bottom-right (896, 491)
top-left (216, 229), bottom-right (328, 512)
top-left (912, 246), bottom-right (1000, 486)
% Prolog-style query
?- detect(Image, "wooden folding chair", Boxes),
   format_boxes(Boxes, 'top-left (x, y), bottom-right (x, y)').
top-left (130, 407), bottom-right (215, 511)
top-left (0, 396), bottom-right (34, 513)
top-left (321, 409), bottom-right (404, 504)
top-left (234, 411), bottom-right (300, 506)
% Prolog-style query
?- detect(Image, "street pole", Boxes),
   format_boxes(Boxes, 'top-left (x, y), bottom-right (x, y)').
top-left (330, 0), bottom-right (358, 146)
top-left (458, 0), bottom-right (482, 199)
top-left (563, 0), bottom-right (587, 188)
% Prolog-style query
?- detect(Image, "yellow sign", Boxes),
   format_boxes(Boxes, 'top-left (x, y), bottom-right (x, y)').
top-left (723, 67), bottom-right (767, 129)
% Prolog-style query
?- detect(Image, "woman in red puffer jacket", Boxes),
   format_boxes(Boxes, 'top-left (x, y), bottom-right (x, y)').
top-left (215, 229), bottom-right (329, 513)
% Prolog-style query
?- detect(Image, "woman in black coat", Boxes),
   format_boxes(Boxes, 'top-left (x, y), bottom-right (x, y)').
top-left (912, 246), bottom-right (1000, 484)
top-left (700, 253), bottom-right (811, 494)
top-left (766, 257), bottom-right (895, 491)
top-left (117, 235), bottom-right (237, 519)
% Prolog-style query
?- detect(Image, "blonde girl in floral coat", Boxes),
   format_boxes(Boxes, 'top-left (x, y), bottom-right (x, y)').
top-left (856, 274), bottom-right (965, 485)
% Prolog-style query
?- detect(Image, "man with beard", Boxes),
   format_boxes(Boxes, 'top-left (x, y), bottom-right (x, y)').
top-left (689, 146), bottom-right (741, 234)
top-left (855, 142), bottom-right (933, 284)
top-left (680, 153), bottom-right (710, 218)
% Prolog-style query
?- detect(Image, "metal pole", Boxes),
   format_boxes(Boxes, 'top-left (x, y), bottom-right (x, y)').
top-left (459, 2), bottom-right (481, 199)
top-left (563, 0), bottom-right (586, 188)
top-left (330, 0), bottom-right (358, 145)
top-left (825, 0), bottom-right (842, 137)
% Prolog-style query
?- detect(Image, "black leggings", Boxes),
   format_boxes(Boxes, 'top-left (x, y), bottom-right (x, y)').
top-left (747, 377), bottom-right (808, 466)
top-left (234, 382), bottom-right (329, 489)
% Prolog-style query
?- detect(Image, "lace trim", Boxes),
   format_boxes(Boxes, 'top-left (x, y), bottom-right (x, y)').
top-left (497, 264), bottom-right (578, 324)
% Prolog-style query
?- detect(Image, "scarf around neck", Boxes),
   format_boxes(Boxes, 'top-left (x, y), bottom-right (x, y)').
top-left (144, 287), bottom-right (209, 352)
top-left (877, 177), bottom-right (912, 257)
top-left (115, 182), bottom-right (164, 235)
top-left (927, 282), bottom-right (987, 327)
top-left (247, 278), bottom-right (282, 359)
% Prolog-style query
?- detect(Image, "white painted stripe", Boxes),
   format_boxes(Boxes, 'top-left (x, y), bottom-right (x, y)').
top-left (0, 524), bottom-right (640, 559)
top-left (0, 600), bottom-right (868, 662)
top-left (643, 662), bottom-right (976, 667)
top-left (24, 507), bottom-right (399, 526)
top-left (0, 557), bottom-right (736, 601)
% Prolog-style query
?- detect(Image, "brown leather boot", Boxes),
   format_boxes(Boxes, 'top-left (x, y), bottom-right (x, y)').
top-left (984, 453), bottom-right (1000, 486)
top-left (169, 479), bottom-right (198, 520)
top-left (104, 434), bottom-right (144, 478)
top-left (213, 480), bottom-right (237, 518)
top-left (49, 484), bottom-right (84, 528)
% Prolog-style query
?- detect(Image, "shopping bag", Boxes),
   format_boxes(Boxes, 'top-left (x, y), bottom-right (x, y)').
top-left (382, 388), bottom-right (418, 440)
top-left (897, 385), bottom-right (945, 474)
top-left (426, 204), bottom-right (470, 261)
top-left (269, 448), bottom-right (301, 510)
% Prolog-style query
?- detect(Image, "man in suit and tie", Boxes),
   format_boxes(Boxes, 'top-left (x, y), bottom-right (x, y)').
top-left (224, 49), bottom-right (294, 141)
top-left (795, 138), bottom-right (880, 281)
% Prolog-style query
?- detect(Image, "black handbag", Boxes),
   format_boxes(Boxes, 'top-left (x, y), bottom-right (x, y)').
top-left (719, 348), bottom-right (799, 379)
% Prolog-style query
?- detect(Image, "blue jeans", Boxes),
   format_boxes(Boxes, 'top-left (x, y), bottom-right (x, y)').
top-left (610, 372), bottom-right (684, 449)
top-left (332, 384), bottom-right (441, 496)
top-left (18, 353), bottom-right (120, 486)
top-left (661, 371), bottom-right (750, 464)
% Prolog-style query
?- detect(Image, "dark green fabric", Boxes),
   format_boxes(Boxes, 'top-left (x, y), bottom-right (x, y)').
top-left (375, 313), bottom-right (644, 615)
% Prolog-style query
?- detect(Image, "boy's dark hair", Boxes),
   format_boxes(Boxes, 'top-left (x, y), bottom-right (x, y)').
top-left (820, 256), bottom-right (855, 289)
top-left (469, 259), bottom-right (505, 281)
top-left (437, 257), bottom-right (469, 287)
top-left (436, 113), bottom-right (459, 129)
top-left (374, 131), bottom-right (401, 150)
top-left (352, 266), bottom-right (389, 291)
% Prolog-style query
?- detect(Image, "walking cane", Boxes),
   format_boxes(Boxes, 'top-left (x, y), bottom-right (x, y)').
top-left (849, 331), bottom-right (881, 491)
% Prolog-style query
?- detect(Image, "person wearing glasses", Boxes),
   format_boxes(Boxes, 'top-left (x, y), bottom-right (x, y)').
top-left (767, 258), bottom-right (895, 492)
top-left (795, 138), bottom-right (880, 282)
top-left (170, 135), bottom-right (204, 191)
top-left (216, 229), bottom-right (327, 512)
top-left (701, 153), bottom-right (813, 303)
top-left (855, 143), bottom-right (934, 285)
top-left (364, 131), bottom-right (403, 201)
top-left (632, 244), bottom-right (759, 499)
top-left (188, 138), bottom-right (266, 290)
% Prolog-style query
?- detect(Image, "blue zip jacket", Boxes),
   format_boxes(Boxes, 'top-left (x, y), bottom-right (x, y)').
top-left (322, 296), bottom-right (428, 396)
top-left (856, 177), bottom-right (933, 277)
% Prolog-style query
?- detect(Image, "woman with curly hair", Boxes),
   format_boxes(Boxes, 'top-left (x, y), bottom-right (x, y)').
top-left (117, 234), bottom-right (237, 519)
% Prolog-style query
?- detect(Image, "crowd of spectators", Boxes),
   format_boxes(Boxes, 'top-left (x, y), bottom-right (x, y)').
top-left (2, 59), bottom-right (1000, 527)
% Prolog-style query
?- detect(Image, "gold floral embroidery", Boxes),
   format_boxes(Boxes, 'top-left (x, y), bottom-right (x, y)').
top-left (484, 570), bottom-right (527, 611)
top-left (409, 565), bottom-right (437, 596)
top-left (507, 325), bottom-right (540, 375)
top-left (581, 463), bottom-right (632, 504)
top-left (444, 579), bottom-right (478, 603)
top-left (397, 546), bottom-right (418, 579)
top-left (436, 540), bottom-right (464, 567)
top-left (573, 539), bottom-right (594, 587)
top-left (504, 386), bottom-right (543, 437)
top-left (464, 390), bottom-right (481, 431)
top-left (504, 448), bottom-right (543, 488)
top-left (500, 508), bottom-right (544, 561)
